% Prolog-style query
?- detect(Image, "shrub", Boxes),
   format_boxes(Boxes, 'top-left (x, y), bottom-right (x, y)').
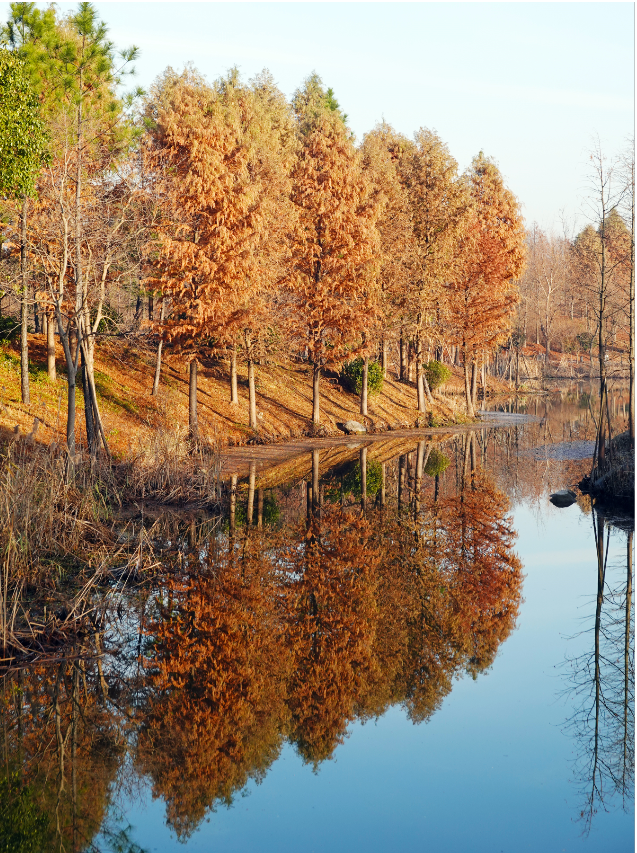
top-left (423, 360), bottom-right (451, 391)
top-left (341, 358), bottom-right (383, 396)
top-left (341, 459), bottom-right (383, 498)
top-left (424, 448), bottom-right (450, 477)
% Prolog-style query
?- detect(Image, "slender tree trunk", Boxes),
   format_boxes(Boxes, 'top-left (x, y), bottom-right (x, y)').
top-left (20, 197), bottom-right (29, 405)
top-left (311, 448), bottom-right (320, 516)
top-left (46, 308), bottom-right (56, 381)
top-left (151, 298), bottom-right (165, 396)
top-left (416, 365), bottom-right (426, 413)
top-left (247, 461), bottom-right (256, 526)
top-left (257, 488), bottom-right (264, 529)
top-left (360, 356), bottom-right (369, 416)
top-left (229, 474), bottom-right (237, 538)
top-left (189, 358), bottom-right (198, 442)
top-left (32, 283), bottom-right (40, 334)
top-left (471, 358), bottom-right (478, 413)
top-left (230, 343), bottom-right (239, 405)
top-left (360, 446), bottom-right (367, 513)
top-left (312, 361), bottom-right (321, 425)
top-left (380, 462), bottom-right (386, 509)
top-left (398, 453), bottom-right (406, 512)
top-left (415, 330), bottom-right (426, 413)
top-left (381, 336), bottom-right (388, 379)
top-left (248, 356), bottom-right (257, 430)
top-left (399, 328), bottom-right (407, 381)
top-left (80, 346), bottom-right (96, 456)
top-left (463, 347), bottom-right (474, 417)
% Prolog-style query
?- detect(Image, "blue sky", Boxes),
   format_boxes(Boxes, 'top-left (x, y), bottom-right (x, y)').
top-left (2, 1), bottom-right (634, 231)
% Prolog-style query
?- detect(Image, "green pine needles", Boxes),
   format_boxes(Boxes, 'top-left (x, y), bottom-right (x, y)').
top-left (0, 49), bottom-right (48, 197)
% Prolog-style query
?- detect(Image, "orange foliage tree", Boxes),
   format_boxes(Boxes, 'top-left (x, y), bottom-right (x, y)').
top-left (282, 506), bottom-right (380, 764)
top-left (444, 153), bottom-right (526, 416)
top-left (136, 540), bottom-right (291, 838)
top-left (145, 67), bottom-right (291, 436)
top-left (287, 78), bottom-right (379, 426)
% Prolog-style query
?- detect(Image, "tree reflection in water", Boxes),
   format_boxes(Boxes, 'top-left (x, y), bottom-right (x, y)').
top-left (0, 432), bottom-right (539, 846)
top-left (562, 511), bottom-right (634, 834)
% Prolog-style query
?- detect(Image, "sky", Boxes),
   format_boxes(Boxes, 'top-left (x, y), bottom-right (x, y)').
top-left (1, 1), bottom-right (634, 232)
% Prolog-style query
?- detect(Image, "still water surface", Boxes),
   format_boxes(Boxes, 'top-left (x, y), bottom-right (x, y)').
top-left (2, 392), bottom-right (634, 852)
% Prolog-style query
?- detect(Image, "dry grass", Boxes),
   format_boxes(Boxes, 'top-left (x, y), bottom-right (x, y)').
top-left (0, 437), bottom-right (119, 660)
top-left (0, 334), bottom-right (478, 458)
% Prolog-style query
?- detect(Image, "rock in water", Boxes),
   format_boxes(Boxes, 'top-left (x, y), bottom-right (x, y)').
top-left (337, 420), bottom-right (367, 435)
top-left (549, 489), bottom-right (577, 508)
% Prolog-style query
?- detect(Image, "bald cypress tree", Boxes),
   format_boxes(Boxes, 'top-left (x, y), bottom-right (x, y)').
top-left (288, 77), bottom-right (379, 427)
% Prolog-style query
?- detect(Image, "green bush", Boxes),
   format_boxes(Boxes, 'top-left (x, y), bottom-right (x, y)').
top-left (0, 315), bottom-right (20, 342)
top-left (341, 358), bottom-right (383, 396)
top-left (423, 360), bottom-right (451, 391)
top-left (341, 459), bottom-right (383, 499)
top-left (424, 448), bottom-right (450, 477)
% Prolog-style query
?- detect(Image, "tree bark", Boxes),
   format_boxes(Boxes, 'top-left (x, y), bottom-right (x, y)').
top-left (189, 358), bottom-right (198, 442)
top-left (151, 298), bottom-right (165, 396)
top-left (471, 358), bottom-right (478, 413)
top-left (415, 330), bottom-right (426, 413)
top-left (312, 361), bottom-right (321, 424)
top-left (360, 445), bottom-right (367, 513)
top-left (46, 308), bottom-right (56, 381)
top-left (399, 328), bottom-right (407, 381)
top-left (380, 336), bottom-right (388, 379)
top-left (311, 448), bottom-right (320, 516)
top-left (248, 356), bottom-right (258, 430)
top-left (20, 197), bottom-right (29, 406)
top-left (463, 350), bottom-right (474, 418)
top-left (230, 343), bottom-right (239, 405)
top-left (229, 474), bottom-right (237, 538)
top-left (247, 461), bottom-right (256, 526)
top-left (360, 356), bottom-right (369, 416)
top-left (80, 346), bottom-right (97, 456)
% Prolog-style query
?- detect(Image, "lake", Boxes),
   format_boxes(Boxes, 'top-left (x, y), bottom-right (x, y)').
top-left (1, 389), bottom-right (633, 853)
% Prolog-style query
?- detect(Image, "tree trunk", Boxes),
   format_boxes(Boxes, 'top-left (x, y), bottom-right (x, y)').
top-left (416, 363), bottom-right (426, 413)
top-left (20, 197), bottom-right (29, 406)
top-left (151, 298), bottom-right (165, 396)
top-left (463, 351), bottom-right (474, 417)
top-left (32, 283), bottom-right (40, 334)
top-left (360, 356), bottom-right (368, 416)
top-left (471, 358), bottom-right (478, 413)
top-left (399, 328), bottom-right (407, 381)
top-left (380, 462), bottom-right (386, 509)
top-left (229, 474), bottom-right (237, 538)
top-left (360, 446), bottom-right (367, 513)
top-left (248, 357), bottom-right (258, 430)
top-left (189, 358), bottom-right (198, 442)
top-left (247, 461), bottom-right (256, 526)
top-left (312, 448), bottom-right (320, 516)
top-left (415, 330), bottom-right (426, 413)
top-left (80, 346), bottom-right (97, 456)
top-left (46, 309), bottom-right (56, 381)
top-left (381, 336), bottom-right (388, 379)
top-left (230, 343), bottom-right (239, 405)
top-left (312, 361), bottom-right (321, 425)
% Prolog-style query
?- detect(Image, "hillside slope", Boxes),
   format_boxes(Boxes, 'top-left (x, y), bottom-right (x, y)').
top-left (0, 335), bottom-right (469, 458)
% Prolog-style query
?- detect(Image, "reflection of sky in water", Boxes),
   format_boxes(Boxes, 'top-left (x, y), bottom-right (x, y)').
top-left (112, 499), bottom-right (633, 853)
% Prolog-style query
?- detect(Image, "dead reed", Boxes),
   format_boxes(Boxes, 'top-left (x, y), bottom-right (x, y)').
top-left (117, 423), bottom-right (221, 506)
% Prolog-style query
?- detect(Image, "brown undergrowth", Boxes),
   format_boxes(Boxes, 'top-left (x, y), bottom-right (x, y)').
top-left (0, 421), bottom-right (223, 665)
